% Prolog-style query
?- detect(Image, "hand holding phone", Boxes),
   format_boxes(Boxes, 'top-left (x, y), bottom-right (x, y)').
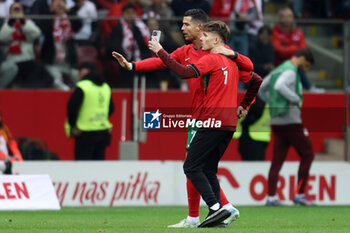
top-left (152, 30), bottom-right (162, 42)
top-left (148, 31), bottom-right (163, 53)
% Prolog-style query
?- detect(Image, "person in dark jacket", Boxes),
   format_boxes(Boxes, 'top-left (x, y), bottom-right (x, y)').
top-left (249, 25), bottom-right (275, 78)
top-left (106, 3), bottom-right (151, 88)
top-left (237, 95), bottom-right (270, 161)
top-left (67, 62), bottom-right (114, 160)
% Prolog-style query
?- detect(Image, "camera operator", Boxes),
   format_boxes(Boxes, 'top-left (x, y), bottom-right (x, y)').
top-left (0, 2), bottom-right (53, 88)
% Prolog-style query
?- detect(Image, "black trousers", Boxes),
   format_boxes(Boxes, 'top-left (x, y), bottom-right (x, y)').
top-left (75, 130), bottom-right (111, 160)
top-left (184, 129), bottom-right (233, 207)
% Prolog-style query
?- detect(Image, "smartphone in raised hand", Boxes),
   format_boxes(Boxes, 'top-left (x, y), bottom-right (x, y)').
top-left (152, 30), bottom-right (162, 42)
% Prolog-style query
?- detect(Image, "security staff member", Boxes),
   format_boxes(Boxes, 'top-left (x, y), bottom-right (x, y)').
top-left (67, 62), bottom-right (114, 160)
top-left (234, 96), bottom-right (271, 161)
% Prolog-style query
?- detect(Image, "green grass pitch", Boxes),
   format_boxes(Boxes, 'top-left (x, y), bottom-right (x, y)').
top-left (1, 206), bottom-right (349, 233)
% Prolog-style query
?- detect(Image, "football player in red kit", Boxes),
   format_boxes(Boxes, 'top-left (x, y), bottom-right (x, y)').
top-left (112, 9), bottom-right (256, 228)
top-left (147, 20), bottom-right (262, 227)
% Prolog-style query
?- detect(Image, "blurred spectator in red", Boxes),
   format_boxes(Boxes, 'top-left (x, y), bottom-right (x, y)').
top-left (249, 25), bottom-right (274, 78)
top-left (210, 0), bottom-right (232, 20)
top-left (272, 6), bottom-right (324, 92)
top-left (271, 6), bottom-right (306, 66)
top-left (0, 2), bottom-right (54, 88)
top-left (142, 0), bottom-right (175, 29)
top-left (0, 112), bottom-right (23, 174)
top-left (106, 3), bottom-right (150, 88)
top-left (210, 0), bottom-right (259, 56)
top-left (70, 0), bottom-right (98, 45)
top-left (102, 0), bottom-right (142, 40)
top-left (95, 0), bottom-right (113, 10)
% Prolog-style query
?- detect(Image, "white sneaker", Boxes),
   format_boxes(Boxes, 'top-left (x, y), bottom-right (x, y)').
top-left (167, 218), bottom-right (199, 228)
top-left (223, 207), bottom-right (240, 225)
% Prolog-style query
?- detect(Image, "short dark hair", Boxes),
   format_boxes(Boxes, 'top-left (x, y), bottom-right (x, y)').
top-left (184, 9), bottom-right (208, 23)
top-left (78, 61), bottom-right (99, 75)
top-left (201, 20), bottom-right (230, 43)
top-left (295, 48), bottom-right (315, 64)
top-left (258, 25), bottom-right (272, 36)
top-left (122, 3), bottom-right (136, 13)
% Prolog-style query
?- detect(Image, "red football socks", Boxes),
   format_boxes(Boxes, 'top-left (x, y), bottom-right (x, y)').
top-left (186, 178), bottom-right (200, 217)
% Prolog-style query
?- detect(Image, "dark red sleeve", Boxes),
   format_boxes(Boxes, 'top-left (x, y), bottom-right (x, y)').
top-left (240, 72), bottom-right (263, 109)
top-left (157, 49), bottom-right (197, 79)
top-left (234, 52), bottom-right (254, 72)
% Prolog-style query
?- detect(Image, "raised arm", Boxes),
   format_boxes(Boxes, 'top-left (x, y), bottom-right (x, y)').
top-left (235, 52), bottom-right (254, 72)
top-left (213, 46), bottom-right (253, 72)
top-left (112, 44), bottom-right (184, 72)
top-left (215, 46), bottom-right (254, 72)
top-left (112, 51), bottom-right (168, 71)
top-left (133, 57), bottom-right (168, 71)
top-left (157, 49), bottom-right (197, 79)
top-left (148, 37), bottom-right (197, 79)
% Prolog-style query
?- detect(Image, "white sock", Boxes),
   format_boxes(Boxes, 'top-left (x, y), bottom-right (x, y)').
top-left (210, 203), bottom-right (220, 211)
top-left (187, 216), bottom-right (199, 224)
top-left (223, 203), bottom-right (233, 210)
top-left (267, 195), bottom-right (278, 201)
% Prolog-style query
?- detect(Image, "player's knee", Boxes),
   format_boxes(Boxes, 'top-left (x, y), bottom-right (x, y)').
top-left (203, 170), bottom-right (216, 178)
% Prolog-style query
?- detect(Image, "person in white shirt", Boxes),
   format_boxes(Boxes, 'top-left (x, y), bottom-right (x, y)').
top-left (0, 0), bottom-right (14, 18)
top-left (71, 0), bottom-right (98, 43)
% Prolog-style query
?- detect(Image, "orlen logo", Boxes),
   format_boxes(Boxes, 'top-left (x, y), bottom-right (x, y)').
top-left (218, 167), bottom-right (240, 189)
top-left (217, 168), bottom-right (336, 202)
top-left (250, 174), bottom-right (336, 202)
top-left (0, 182), bottom-right (30, 199)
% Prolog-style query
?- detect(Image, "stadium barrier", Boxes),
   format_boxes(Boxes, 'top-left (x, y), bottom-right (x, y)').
top-left (12, 161), bottom-right (350, 206)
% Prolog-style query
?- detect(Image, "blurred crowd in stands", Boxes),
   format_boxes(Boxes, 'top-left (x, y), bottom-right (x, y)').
top-left (0, 0), bottom-right (349, 90)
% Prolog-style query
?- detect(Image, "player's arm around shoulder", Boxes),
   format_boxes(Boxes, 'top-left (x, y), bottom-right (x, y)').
top-left (219, 45), bottom-right (253, 72)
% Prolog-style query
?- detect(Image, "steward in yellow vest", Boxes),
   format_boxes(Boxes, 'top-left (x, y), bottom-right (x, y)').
top-left (235, 96), bottom-right (271, 160)
top-left (67, 62), bottom-right (114, 160)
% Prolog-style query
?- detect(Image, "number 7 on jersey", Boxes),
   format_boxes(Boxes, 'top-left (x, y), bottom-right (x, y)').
top-left (223, 70), bottom-right (228, 85)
